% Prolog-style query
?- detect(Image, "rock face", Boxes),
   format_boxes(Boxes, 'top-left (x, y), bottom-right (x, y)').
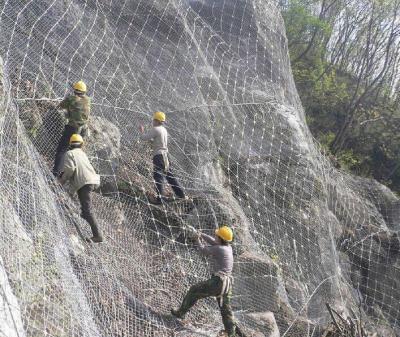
top-left (0, 201), bottom-right (28, 337)
top-left (0, 1), bottom-right (399, 337)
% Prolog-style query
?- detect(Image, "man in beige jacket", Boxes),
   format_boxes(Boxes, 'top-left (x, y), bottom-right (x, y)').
top-left (59, 134), bottom-right (103, 243)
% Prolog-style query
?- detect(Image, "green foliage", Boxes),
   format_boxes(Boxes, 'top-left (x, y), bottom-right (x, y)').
top-left (283, 0), bottom-right (331, 59)
top-left (318, 131), bottom-right (335, 152)
top-left (294, 62), bottom-right (350, 136)
top-left (336, 149), bottom-right (363, 171)
top-left (281, 0), bottom-right (400, 194)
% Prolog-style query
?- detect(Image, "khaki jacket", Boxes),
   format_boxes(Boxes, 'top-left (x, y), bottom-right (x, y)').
top-left (60, 148), bottom-right (100, 193)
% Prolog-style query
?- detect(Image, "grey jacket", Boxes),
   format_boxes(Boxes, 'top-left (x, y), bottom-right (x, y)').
top-left (198, 233), bottom-right (233, 275)
top-left (60, 148), bottom-right (100, 193)
top-left (140, 125), bottom-right (168, 155)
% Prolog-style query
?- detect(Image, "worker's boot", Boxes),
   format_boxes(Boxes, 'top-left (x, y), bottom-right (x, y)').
top-left (85, 220), bottom-right (103, 243)
top-left (170, 308), bottom-right (184, 319)
top-left (168, 195), bottom-right (190, 202)
top-left (90, 236), bottom-right (104, 243)
top-left (148, 194), bottom-right (163, 205)
top-left (86, 235), bottom-right (103, 243)
top-left (234, 325), bottom-right (245, 337)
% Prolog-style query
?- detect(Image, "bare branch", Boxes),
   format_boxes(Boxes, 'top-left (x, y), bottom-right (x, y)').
top-left (359, 116), bottom-right (384, 125)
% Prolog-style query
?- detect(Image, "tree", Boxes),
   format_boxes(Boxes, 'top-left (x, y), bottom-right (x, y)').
top-left (280, 0), bottom-right (400, 194)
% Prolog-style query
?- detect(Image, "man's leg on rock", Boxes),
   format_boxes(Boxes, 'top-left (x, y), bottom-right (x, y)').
top-left (152, 154), bottom-right (165, 202)
top-left (78, 185), bottom-right (103, 242)
top-left (219, 290), bottom-right (236, 337)
top-left (165, 169), bottom-right (185, 199)
top-left (172, 276), bottom-right (221, 318)
top-left (53, 125), bottom-right (76, 176)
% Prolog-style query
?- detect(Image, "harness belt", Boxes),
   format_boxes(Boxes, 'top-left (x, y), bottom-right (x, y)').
top-left (214, 271), bottom-right (233, 308)
top-left (162, 152), bottom-right (170, 173)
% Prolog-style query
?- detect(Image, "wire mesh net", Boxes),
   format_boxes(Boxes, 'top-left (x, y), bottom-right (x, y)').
top-left (0, 0), bottom-right (399, 336)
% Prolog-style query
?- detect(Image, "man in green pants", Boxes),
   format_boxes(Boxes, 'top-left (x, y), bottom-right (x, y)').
top-left (53, 80), bottom-right (91, 177)
top-left (171, 226), bottom-right (237, 337)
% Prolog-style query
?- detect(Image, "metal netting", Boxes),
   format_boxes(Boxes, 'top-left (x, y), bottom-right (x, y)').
top-left (0, 1), bottom-right (399, 336)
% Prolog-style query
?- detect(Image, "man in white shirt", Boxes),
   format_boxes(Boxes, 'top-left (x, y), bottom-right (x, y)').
top-left (139, 111), bottom-right (186, 204)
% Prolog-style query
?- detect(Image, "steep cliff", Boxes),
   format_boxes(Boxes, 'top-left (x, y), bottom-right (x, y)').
top-left (0, 0), bottom-right (399, 336)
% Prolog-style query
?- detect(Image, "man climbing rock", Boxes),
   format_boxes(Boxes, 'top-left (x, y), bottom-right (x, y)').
top-left (171, 225), bottom-right (240, 337)
top-left (53, 80), bottom-right (91, 177)
top-left (59, 134), bottom-right (103, 243)
top-left (139, 111), bottom-right (186, 204)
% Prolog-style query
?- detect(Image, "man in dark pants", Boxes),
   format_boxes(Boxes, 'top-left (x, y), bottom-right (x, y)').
top-left (171, 226), bottom-right (239, 337)
top-left (53, 80), bottom-right (91, 177)
top-left (59, 134), bottom-right (103, 243)
top-left (139, 111), bottom-right (186, 204)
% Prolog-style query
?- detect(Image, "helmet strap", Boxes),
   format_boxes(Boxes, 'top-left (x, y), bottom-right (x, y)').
top-left (220, 238), bottom-right (229, 246)
top-left (70, 143), bottom-right (82, 149)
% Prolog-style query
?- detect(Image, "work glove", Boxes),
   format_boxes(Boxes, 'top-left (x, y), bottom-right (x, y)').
top-left (185, 225), bottom-right (199, 239)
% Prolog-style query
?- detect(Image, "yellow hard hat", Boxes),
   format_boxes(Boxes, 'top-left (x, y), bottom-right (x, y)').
top-left (153, 111), bottom-right (166, 122)
top-left (73, 80), bottom-right (87, 93)
top-left (215, 226), bottom-right (233, 242)
top-left (69, 134), bottom-right (84, 145)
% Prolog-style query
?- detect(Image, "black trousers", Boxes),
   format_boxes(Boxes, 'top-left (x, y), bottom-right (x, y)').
top-left (53, 125), bottom-right (78, 176)
top-left (77, 185), bottom-right (101, 238)
top-left (153, 154), bottom-right (185, 200)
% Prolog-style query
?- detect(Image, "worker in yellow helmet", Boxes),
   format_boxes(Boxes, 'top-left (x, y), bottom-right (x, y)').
top-left (139, 111), bottom-right (186, 204)
top-left (53, 81), bottom-right (91, 177)
top-left (171, 226), bottom-right (239, 337)
top-left (59, 134), bottom-right (103, 243)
